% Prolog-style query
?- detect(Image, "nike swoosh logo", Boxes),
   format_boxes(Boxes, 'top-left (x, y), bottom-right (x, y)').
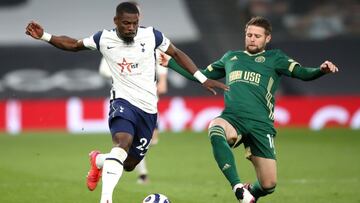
top-left (107, 171), bottom-right (117, 175)
top-left (107, 46), bottom-right (115, 49)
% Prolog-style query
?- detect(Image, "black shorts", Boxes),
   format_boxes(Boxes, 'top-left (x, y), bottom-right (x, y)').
top-left (108, 98), bottom-right (157, 160)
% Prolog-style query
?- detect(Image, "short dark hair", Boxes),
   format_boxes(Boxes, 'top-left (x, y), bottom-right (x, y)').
top-left (245, 16), bottom-right (272, 35)
top-left (116, 2), bottom-right (139, 16)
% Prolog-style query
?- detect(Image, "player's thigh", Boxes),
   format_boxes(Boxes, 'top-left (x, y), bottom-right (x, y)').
top-left (110, 118), bottom-right (135, 151)
top-left (209, 117), bottom-right (241, 146)
top-left (151, 128), bottom-right (159, 145)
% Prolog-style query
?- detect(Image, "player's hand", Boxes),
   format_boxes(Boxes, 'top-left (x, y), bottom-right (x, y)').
top-left (159, 52), bottom-right (171, 67)
top-left (202, 79), bottom-right (229, 95)
top-left (320, 60), bottom-right (339, 73)
top-left (25, 21), bottom-right (44, 39)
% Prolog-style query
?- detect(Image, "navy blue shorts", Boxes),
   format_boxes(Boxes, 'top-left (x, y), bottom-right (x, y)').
top-left (108, 98), bottom-right (157, 161)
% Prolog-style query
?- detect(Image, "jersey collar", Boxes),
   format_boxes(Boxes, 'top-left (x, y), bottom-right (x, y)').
top-left (243, 50), bottom-right (265, 56)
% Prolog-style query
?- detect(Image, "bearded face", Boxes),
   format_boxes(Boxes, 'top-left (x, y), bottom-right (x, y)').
top-left (245, 25), bottom-right (271, 54)
top-left (114, 12), bottom-right (139, 45)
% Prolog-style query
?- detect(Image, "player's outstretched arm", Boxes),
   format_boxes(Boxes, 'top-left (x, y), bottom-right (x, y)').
top-left (159, 52), bottom-right (197, 81)
top-left (160, 52), bottom-right (225, 82)
top-left (25, 21), bottom-right (86, 52)
top-left (292, 60), bottom-right (339, 81)
top-left (165, 44), bottom-right (229, 95)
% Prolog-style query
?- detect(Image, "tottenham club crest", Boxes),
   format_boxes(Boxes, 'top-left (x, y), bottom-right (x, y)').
top-left (255, 56), bottom-right (266, 63)
top-left (140, 43), bottom-right (145, 52)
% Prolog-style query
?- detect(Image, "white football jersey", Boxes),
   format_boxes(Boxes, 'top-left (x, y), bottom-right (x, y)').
top-left (83, 27), bottom-right (170, 113)
top-left (98, 50), bottom-right (168, 79)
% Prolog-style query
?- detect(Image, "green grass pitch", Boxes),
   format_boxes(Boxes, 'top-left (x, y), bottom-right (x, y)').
top-left (0, 129), bottom-right (359, 203)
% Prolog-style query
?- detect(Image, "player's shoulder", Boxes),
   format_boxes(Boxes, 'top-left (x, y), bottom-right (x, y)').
top-left (222, 50), bottom-right (243, 59)
top-left (133, 26), bottom-right (162, 42)
top-left (266, 49), bottom-right (287, 57)
top-left (137, 26), bottom-right (159, 36)
top-left (102, 28), bottom-right (115, 33)
top-left (97, 28), bottom-right (116, 38)
top-left (138, 26), bottom-right (153, 32)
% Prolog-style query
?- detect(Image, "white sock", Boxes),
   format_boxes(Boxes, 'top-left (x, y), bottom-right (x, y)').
top-left (100, 147), bottom-right (128, 203)
top-left (233, 183), bottom-right (244, 192)
top-left (135, 158), bottom-right (148, 176)
top-left (96, 153), bottom-right (109, 169)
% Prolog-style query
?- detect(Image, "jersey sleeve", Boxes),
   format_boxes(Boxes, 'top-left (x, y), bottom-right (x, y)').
top-left (153, 28), bottom-right (170, 52)
top-left (83, 31), bottom-right (103, 50)
top-left (167, 58), bottom-right (197, 82)
top-left (291, 66), bottom-right (325, 81)
top-left (203, 52), bottom-right (229, 79)
top-left (274, 50), bottom-right (300, 77)
top-left (167, 52), bottom-right (230, 81)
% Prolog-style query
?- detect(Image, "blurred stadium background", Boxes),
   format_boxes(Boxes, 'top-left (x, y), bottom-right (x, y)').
top-left (0, 1), bottom-right (360, 203)
top-left (0, 0), bottom-right (359, 133)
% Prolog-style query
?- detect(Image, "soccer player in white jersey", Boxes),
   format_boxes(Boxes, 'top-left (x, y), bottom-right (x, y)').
top-left (25, 2), bottom-right (228, 203)
top-left (98, 50), bottom-right (168, 184)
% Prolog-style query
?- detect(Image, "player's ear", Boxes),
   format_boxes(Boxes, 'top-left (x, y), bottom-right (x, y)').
top-left (113, 16), bottom-right (119, 25)
top-left (265, 34), bottom-right (271, 43)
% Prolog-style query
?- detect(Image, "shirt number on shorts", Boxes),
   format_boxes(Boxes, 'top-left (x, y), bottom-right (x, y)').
top-left (136, 138), bottom-right (149, 156)
top-left (267, 134), bottom-right (275, 149)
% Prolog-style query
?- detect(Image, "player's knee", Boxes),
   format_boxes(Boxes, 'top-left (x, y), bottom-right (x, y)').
top-left (262, 179), bottom-right (277, 188)
top-left (208, 118), bottom-right (218, 128)
top-left (208, 118), bottom-right (240, 147)
top-left (208, 118), bottom-right (225, 131)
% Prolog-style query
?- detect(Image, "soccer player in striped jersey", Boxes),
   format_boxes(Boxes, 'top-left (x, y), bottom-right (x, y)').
top-left (25, 2), bottom-right (228, 203)
top-left (161, 16), bottom-right (338, 203)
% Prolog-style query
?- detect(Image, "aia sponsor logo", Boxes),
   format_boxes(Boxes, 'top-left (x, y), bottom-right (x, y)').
top-left (117, 58), bottom-right (139, 73)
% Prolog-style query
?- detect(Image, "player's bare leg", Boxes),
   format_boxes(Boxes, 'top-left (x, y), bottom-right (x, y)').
top-left (248, 156), bottom-right (277, 200)
top-left (151, 128), bottom-right (160, 145)
top-left (135, 158), bottom-right (149, 184)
